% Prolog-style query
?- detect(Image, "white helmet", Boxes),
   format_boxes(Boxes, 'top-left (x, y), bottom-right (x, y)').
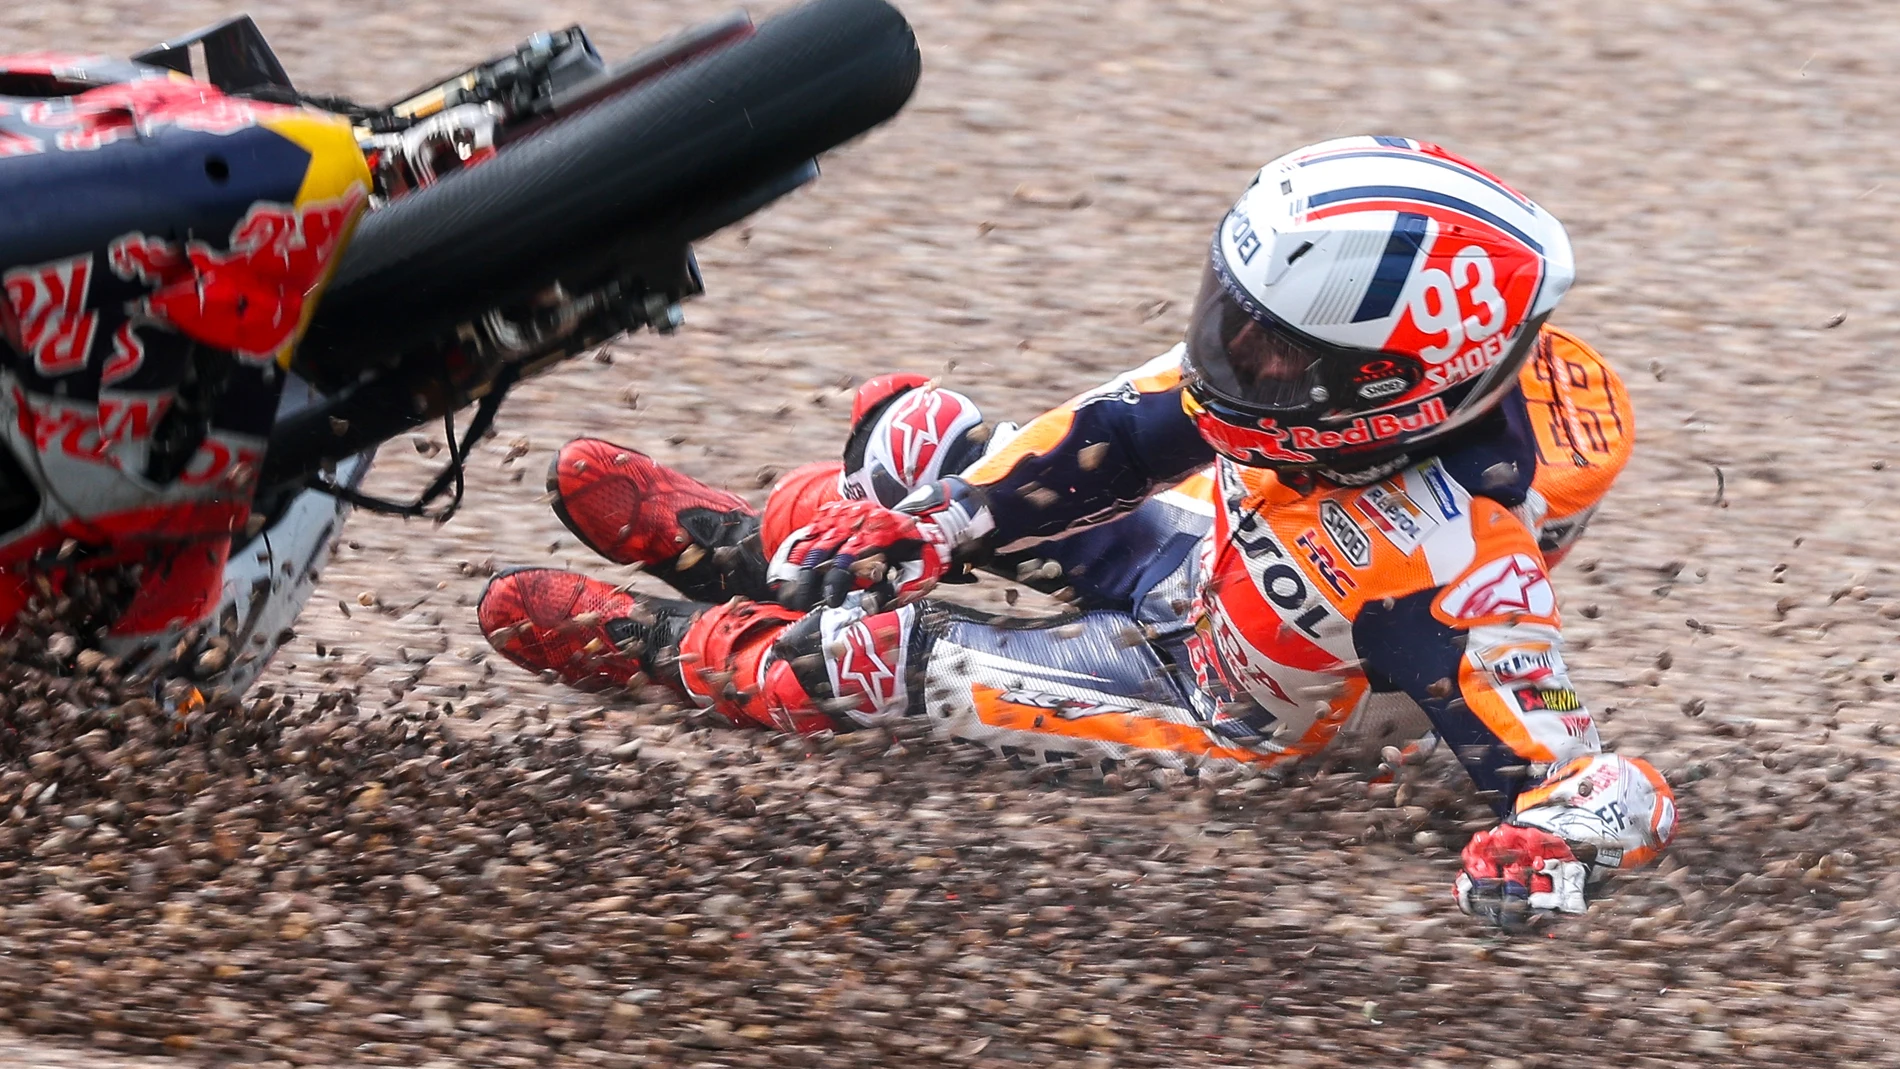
top-left (840, 375), bottom-right (990, 505)
top-left (1181, 136), bottom-right (1575, 473)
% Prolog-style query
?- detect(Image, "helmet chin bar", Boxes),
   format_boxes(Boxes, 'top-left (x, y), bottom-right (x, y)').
top-left (1186, 308), bottom-right (1552, 478)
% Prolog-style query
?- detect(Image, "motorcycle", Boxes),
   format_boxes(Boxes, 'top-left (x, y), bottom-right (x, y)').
top-left (0, 0), bottom-right (920, 694)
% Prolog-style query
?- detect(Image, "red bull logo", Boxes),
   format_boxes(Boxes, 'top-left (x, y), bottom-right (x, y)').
top-left (109, 187), bottom-right (365, 360)
top-left (1287, 397), bottom-right (1447, 451)
top-left (2, 253), bottom-right (98, 377)
top-left (1189, 406), bottom-right (1317, 465)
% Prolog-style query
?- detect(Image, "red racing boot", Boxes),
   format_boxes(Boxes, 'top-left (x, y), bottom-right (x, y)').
top-left (547, 438), bottom-right (768, 602)
top-left (478, 567), bottom-right (839, 734)
top-left (477, 566), bottom-right (702, 693)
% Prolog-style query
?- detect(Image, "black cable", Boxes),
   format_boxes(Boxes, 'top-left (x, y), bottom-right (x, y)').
top-left (302, 368), bottom-right (517, 522)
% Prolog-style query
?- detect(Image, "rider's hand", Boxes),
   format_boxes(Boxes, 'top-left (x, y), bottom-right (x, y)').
top-left (772, 477), bottom-right (994, 611)
top-left (776, 498), bottom-right (953, 610)
top-left (1454, 823), bottom-right (1589, 925)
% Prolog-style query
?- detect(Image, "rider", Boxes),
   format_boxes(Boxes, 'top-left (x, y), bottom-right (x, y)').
top-left (478, 137), bottom-right (1676, 921)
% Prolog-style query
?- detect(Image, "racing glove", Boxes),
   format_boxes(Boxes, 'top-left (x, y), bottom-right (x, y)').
top-left (1455, 753), bottom-right (1677, 924)
top-left (772, 477), bottom-right (993, 610)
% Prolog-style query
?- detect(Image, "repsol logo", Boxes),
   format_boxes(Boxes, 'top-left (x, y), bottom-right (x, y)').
top-left (1223, 473), bottom-right (1331, 639)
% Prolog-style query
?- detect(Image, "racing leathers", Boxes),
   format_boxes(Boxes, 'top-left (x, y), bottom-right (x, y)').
top-left (482, 327), bottom-right (1676, 915)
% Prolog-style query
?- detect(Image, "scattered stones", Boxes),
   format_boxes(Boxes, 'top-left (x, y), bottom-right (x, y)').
top-left (3, 598), bottom-right (1897, 1069)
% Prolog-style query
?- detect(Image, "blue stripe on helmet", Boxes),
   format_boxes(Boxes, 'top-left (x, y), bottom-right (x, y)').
top-left (1351, 211), bottom-right (1430, 322)
top-left (1306, 185), bottom-right (1545, 254)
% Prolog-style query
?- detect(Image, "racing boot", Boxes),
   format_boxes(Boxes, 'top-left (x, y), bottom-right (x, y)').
top-left (478, 566), bottom-right (839, 734)
top-left (477, 566), bottom-right (701, 693)
top-left (546, 438), bottom-right (767, 602)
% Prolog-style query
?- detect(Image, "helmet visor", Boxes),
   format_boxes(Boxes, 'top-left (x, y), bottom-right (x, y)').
top-left (1183, 260), bottom-right (1325, 411)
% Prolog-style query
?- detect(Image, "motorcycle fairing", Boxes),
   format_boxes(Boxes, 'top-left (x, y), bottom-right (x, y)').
top-left (0, 52), bottom-right (169, 97)
top-left (0, 75), bottom-right (369, 641)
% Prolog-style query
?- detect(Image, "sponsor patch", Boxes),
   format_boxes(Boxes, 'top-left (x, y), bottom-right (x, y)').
top-left (1423, 327), bottom-right (1518, 389)
top-left (1436, 553), bottom-right (1555, 623)
top-left (1194, 611), bottom-right (1292, 716)
top-left (1296, 530), bottom-right (1356, 598)
top-left (1351, 358), bottom-right (1420, 403)
top-left (108, 187), bottom-right (364, 360)
top-left (1288, 397), bottom-right (1447, 452)
top-left (1514, 686), bottom-right (1582, 713)
top-left (1228, 210), bottom-right (1262, 265)
top-left (1192, 408), bottom-right (1318, 465)
top-left (1583, 758), bottom-right (1624, 795)
top-left (995, 688), bottom-right (1144, 720)
top-left (1353, 482), bottom-right (1433, 553)
top-left (177, 438), bottom-right (262, 489)
top-left (1420, 463), bottom-right (1463, 520)
top-left (1318, 499), bottom-right (1371, 568)
top-left (1220, 465), bottom-right (1335, 640)
top-left (3, 252), bottom-right (99, 377)
top-left (1476, 641), bottom-right (1560, 685)
top-left (10, 386), bottom-right (168, 466)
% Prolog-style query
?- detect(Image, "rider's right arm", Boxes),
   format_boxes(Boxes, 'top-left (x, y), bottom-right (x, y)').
top-left (951, 347), bottom-right (1213, 554)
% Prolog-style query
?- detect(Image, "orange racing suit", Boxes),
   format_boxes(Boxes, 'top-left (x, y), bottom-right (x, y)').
top-left (688, 326), bottom-right (1635, 816)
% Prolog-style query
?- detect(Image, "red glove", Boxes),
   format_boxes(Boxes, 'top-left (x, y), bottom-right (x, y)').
top-left (1454, 823), bottom-right (1589, 925)
top-left (777, 498), bottom-right (951, 610)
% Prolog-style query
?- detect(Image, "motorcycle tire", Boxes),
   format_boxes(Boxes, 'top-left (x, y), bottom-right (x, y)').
top-left (296, 0), bottom-right (920, 379)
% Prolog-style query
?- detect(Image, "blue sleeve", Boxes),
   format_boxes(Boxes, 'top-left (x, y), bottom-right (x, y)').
top-left (1354, 586), bottom-right (1602, 816)
top-left (957, 349), bottom-right (1213, 552)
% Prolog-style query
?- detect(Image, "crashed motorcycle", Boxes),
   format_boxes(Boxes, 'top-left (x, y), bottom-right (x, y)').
top-left (0, 0), bottom-right (920, 693)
